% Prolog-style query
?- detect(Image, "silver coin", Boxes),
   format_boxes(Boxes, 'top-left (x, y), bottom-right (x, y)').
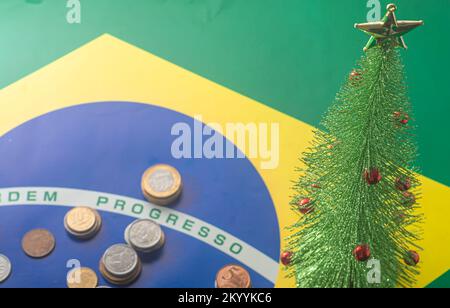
top-left (102, 244), bottom-right (138, 277)
top-left (148, 169), bottom-right (175, 193)
top-left (0, 254), bottom-right (12, 283)
top-left (124, 224), bottom-right (132, 246)
top-left (128, 219), bottom-right (164, 252)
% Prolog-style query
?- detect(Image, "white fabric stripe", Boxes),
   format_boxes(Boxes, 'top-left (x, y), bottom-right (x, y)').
top-left (0, 187), bottom-right (279, 283)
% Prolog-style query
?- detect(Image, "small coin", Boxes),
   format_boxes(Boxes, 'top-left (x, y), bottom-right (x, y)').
top-left (141, 164), bottom-right (182, 204)
top-left (64, 207), bottom-right (102, 239)
top-left (65, 207), bottom-right (97, 234)
top-left (216, 265), bottom-right (252, 289)
top-left (126, 219), bottom-right (164, 253)
top-left (99, 260), bottom-right (142, 286)
top-left (102, 244), bottom-right (139, 278)
top-left (67, 267), bottom-right (98, 289)
top-left (22, 229), bottom-right (56, 258)
top-left (0, 254), bottom-right (12, 283)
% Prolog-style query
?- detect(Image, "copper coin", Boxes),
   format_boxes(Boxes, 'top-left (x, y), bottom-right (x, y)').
top-left (22, 229), bottom-right (56, 258)
top-left (215, 265), bottom-right (252, 288)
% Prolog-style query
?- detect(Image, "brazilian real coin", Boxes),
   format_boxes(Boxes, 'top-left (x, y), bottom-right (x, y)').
top-left (141, 164), bottom-right (182, 206)
top-left (64, 207), bottom-right (102, 239)
top-left (0, 254), bottom-right (12, 283)
top-left (215, 265), bottom-right (252, 289)
top-left (67, 267), bottom-right (98, 289)
top-left (124, 219), bottom-right (165, 253)
top-left (100, 244), bottom-right (141, 285)
top-left (22, 229), bottom-right (56, 259)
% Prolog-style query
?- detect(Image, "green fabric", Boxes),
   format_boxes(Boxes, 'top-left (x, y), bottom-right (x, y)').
top-left (428, 270), bottom-right (450, 288)
top-left (0, 0), bottom-right (449, 188)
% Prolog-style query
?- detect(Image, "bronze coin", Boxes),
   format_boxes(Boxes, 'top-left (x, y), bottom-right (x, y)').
top-left (67, 267), bottom-right (98, 289)
top-left (215, 265), bottom-right (252, 289)
top-left (22, 229), bottom-right (56, 258)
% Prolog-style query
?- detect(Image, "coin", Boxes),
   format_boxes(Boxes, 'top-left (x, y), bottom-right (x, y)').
top-left (215, 265), bottom-right (252, 288)
top-left (65, 207), bottom-right (96, 234)
top-left (102, 244), bottom-right (139, 278)
top-left (67, 267), bottom-right (98, 288)
top-left (22, 229), bottom-right (56, 258)
top-left (99, 259), bottom-right (142, 286)
top-left (0, 254), bottom-right (12, 283)
top-left (125, 219), bottom-right (165, 253)
top-left (141, 164), bottom-right (182, 205)
top-left (64, 207), bottom-right (102, 239)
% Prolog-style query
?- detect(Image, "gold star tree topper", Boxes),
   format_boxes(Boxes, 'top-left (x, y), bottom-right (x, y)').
top-left (355, 3), bottom-right (424, 51)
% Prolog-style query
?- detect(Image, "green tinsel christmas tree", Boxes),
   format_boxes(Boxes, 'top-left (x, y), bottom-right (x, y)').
top-left (286, 4), bottom-right (424, 288)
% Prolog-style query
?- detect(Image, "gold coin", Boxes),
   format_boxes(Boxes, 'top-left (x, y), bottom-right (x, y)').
top-left (67, 267), bottom-right (98, 289)
top-left (65, 207), bottom-right (97, 234)
top-left (141, 164), bottom-right (182, 203)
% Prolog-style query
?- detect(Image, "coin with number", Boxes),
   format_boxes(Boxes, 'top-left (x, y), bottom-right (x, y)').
top-left (67, 267), bottom-right (98, 289)
top-left (0, 254), bottom-right (12, 283)
top-left (64, 207), bottom-right (102, 239)
top-left (22, 229), bottom-right (56, 258)
top-left (141, 164), bottom-right (182, 205)
top-left (65, 207), bottom-right (96, 234)
top-left (215, 265), bottom-right (252, 288)
top-left (102, 244), bottom-right (139, 278)
top-left (126, 219), bottom-right (165, 253)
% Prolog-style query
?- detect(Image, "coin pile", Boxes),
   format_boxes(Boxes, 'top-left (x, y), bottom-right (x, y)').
top-left (100, 244), bottom-right (142, 286)
top-left (0, 254), bottom-right (12, 284)
top-left (215, 265), bottom-right (252, 289)
top-left (67, 267), bottom-right (98, 289)
top-left (124, 219), bottom-right (165, 253)
top-left (22, 229), bottom-right (56, 259)
top-left (64, 207), bottom-right (102, 239)
top-left (141, 164), bottom-right (182, 206)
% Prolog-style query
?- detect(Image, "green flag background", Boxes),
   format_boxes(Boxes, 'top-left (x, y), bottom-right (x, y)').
top-left (1, 0), bottom-right (449, 287)
top-left (1, 0), bottom-right (449, 186)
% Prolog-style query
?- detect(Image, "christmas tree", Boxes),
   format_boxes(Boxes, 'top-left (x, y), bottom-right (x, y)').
top-left (285, 4), bottom-right (424, 288)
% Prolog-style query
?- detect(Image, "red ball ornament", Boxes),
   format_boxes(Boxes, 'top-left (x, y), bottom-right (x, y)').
top-left (364, 168), bottom-right (382, 185)
top-left (281, 251), bottom-right (293, 266)
top-left (404, 250), bottom-right (420, 266)
top-left (394, 111), bottom-right (410, 125)
top-left (349, 70), bottom-right (362, 84)
top-left (396, 177), bottom-right (411, 191)
top-left (353, 244), bottom-right (371, 262)
top-left (298, 198), bottom-right (314, 214)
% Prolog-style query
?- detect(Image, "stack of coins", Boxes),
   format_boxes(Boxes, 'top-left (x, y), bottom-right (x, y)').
top-left (99, 244), bottom-right (142, 286)
top-left (67, 267), bottom-right (98, 289)
top-left (215, 265), bottom-right (252, 289)
top-left (141, 164), bottom-right (182, 206)
top-left (0, 254), bottom-right (12, 284)
top-left (64, 207), bottom-right (102, 239)
top-left (22, 229), bottom-right (56, 259)
top-left (124, 219), bottom-right (165, 253)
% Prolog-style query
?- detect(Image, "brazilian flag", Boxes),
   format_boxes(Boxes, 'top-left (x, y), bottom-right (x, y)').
top-left (0, 0), bottom-right (448, 288)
